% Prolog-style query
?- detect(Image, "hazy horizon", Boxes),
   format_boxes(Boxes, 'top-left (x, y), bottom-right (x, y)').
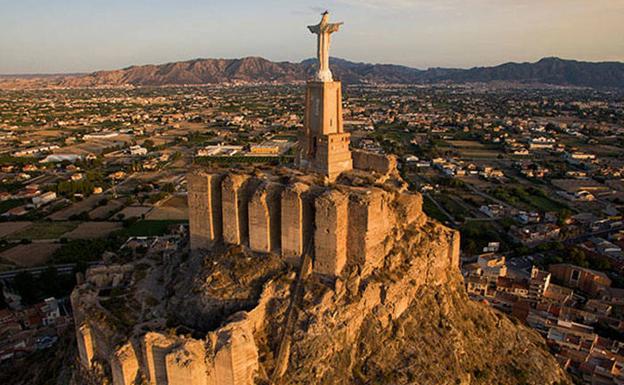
top-left (1, 0), bottom-right (623, 75)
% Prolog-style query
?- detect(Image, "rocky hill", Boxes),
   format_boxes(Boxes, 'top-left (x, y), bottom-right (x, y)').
top-left (69, 163), bottom-right (571, 385)
top-left (2, 57), bottom-right (623, 89)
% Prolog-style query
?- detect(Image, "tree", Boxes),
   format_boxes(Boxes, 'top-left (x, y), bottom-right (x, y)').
top-left (569, 248), bottom-right (589, 268)
top-left (161, 183), bottom-right (175, 193)
top-left (39, 266), bottom-right (61, 298)
top-left (13, 271), bottom-right (38, 305)
top-left (143, 139), bottom-right (155, 151)
top-left (0, 281), bottom-right (8, 309)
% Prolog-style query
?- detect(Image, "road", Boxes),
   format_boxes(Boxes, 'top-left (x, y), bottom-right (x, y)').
top-left (564, 226), bottom-right (624, 246)
top-left (0, 261), bottom-right (102, 281)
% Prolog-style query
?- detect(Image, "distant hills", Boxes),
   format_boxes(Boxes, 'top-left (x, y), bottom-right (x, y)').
top-left (1, 57), bottom-right (624, 89)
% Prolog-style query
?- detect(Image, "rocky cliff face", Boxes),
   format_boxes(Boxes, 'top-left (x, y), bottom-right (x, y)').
top-left (70, 167), bottom-right (571, 385)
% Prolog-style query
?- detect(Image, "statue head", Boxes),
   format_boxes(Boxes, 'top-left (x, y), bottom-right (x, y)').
top-left (321, 11), bottom-right (329, 23)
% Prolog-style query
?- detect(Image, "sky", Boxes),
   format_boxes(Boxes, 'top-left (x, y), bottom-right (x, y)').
top-left (1, 0), bottom-right (623, 74)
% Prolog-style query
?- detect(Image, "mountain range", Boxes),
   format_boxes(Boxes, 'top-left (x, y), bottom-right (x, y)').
top-left (1, 57), bottom-right (623, 89)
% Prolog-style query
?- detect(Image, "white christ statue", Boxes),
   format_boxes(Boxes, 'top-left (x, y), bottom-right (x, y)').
top-left (308, 11), bottom-right (343, 82)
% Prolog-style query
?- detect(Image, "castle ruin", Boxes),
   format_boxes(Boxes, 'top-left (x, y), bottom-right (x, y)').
top-left (71, 13), bottom-right (465, 385)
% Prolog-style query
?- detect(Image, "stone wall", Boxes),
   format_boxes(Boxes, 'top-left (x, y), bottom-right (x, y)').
top-left (76, 323), bottom-right (95, 368)
top-left (314, 190), bottom-right (348, 276)
top-left (280, 183), bottom-right (308, 260)
top-left (449, 230), bottom-right (461, 268)
top-left (187, 172), bottom-right (426, 279)
top-left (188, 172), bottom-right (223, 251)
top-left (140, 319), bottom-right (258, 385)
top-left (351, 150), bottom-right (397, 175)
top-left (347, 188), bottom-right (392, 273)
top-left (165, 339), bottom-right (211, 385)
top-left (144, 332), bottom-right (177, 385)
top-left (85, 264), bottom-right (133, 288)
top-left (249, 184), bottom-right (272, 253)
top-left (221, 174), bottom-right (250, 245)
top-left (73, 317), bottom-right (259, 385)
top-left (248, 183), bottom-right (283, 253)
top-left (112, 342), bottom-right (139, 385)
top-left (212, 320), bottom-right (259, 385)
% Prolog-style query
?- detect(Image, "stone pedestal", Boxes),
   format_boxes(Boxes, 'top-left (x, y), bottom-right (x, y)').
top-left (299, 81), bottom-right (352, 180)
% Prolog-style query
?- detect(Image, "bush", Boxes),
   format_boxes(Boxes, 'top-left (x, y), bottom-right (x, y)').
top-left (51, 236), bottom-right (124, 264)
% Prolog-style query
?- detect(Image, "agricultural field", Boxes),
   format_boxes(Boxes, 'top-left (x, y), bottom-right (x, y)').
top-left (47, 194), bottom-right (111, 220)
top-left (490, 186), bottom-right (571, 214)
top-left (0, 242), bottom-right (61, 267)
top-left (88, 199), bottom-right (125, 220)
top-left (445, 140), bottom-right (501, 159)
top-left (146, 195), bottom-right (188, 220)
top-left (117, 206), bottom-right (153, 220)
top-left (62, 221), bottom-right (123, 239)
top-left (0, 222), bottom-right (32, 238)
top-left (7, 221), bottom-right (79, 240)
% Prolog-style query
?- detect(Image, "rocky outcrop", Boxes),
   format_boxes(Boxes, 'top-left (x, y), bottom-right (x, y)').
top-left (71, 167), bottom-right (571, 385)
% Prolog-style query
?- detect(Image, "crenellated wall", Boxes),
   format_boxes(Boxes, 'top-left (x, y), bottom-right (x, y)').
top-left (187, 170), bottom-right (426, 278)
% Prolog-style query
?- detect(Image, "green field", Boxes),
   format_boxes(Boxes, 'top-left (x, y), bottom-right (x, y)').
top-left (436, 194), bottom-right (471, 220)
top-left (525, 194), bottom-right (569, 213)
top-left (423, 195), bottom-right (450, 223)
top-left (491, 186), bottom-right (570, 214)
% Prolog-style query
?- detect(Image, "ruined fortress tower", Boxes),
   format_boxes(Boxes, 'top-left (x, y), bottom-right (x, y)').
top-left (70, 12), bottom-right (571, 385)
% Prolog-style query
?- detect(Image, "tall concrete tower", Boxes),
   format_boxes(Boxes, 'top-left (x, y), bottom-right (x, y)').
top-left (298, 12), bottom-right (352, 181)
